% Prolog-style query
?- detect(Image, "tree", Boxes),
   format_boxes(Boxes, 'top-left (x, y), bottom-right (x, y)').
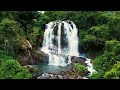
top-left (108, 16), bottom-right (120, 41)
top-left (15, 11), bottom-right (38, 35)
top-left (93, 51), bottom-right (118, 72)
top-left (105, 40), bottom-right (119, 52)
top-left (89, 25), bottom-right (111, 41)
top-left (0, 59), bottom-right (32, 79)
top-left (80, 34), bottom-right (97, 50)
top-left (104, 62), bottom-right (120, 79)
top-left (89, 71), bottom-right (104, 79)
top-left (0, 18), bottom-right (23, 56)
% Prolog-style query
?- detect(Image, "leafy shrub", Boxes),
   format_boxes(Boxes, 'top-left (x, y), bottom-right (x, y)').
top-left (104, 62), bottom-right (120, 79)
top-left (0, 59), bottom-right (32, 79)
top-left (89, 71), bottom-right (104, 79)
top-left (74, 63), bottom-right (87, 73)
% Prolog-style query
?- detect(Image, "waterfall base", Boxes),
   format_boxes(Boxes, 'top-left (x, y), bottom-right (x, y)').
top-left (37, 55), bottom-right (96, 79)
top-left (39, 63), bottom-right (73, 74)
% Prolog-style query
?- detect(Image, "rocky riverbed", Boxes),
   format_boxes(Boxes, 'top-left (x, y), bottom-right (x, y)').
top-left (37, 67), bottom-right (90, 79)
top-left (20, 48), bottom-right (94, 79)
top-left (36, 56), bottom-right (91, 79)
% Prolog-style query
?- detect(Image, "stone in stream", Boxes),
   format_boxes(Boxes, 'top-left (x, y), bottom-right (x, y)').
top-left (61, 71), bottom-right (66, 75)
top-left (23, 65), bottom-right (41, 79)
top-left (71, 56), bottom-right (87, 67)
top-left (50, 75), bottom-right (55, 79)
top-left (82, 77), bottom-right (88, 79)
top-left (53, 75), bottom-right (58, 79)
top-left (63, 75), bottom-right (69, 79)
top-left (57, 75), bottom-right (63, 79)
top-left (42, 73), bottom-right (49, 76)
top-left (37, 74), bottom-right (51, 79)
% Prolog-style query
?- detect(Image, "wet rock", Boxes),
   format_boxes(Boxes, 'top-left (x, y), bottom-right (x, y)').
top-left (18, 38), bottom-right (49, 65)
top-left (37, 73), bottom-right (51, 79)
top-left (61, 71), bottom-right (65, 76)
top-left (61, 23), bottom-right (64, 31)
top-left (21, 38), bottom-right (32, 50)
top-left (37, 75), bottom-right (51, 79)
top-left (18, 38), bottom-right (33, 65)
top-left (53, 75), bottom-right (58, 79)
top-left (71, 56), bottom-right (87, 67)
top-left (53, 24), bottom-right (58, 36)
top-left (69, 77), bottom-right (76, 79)
top-left (54, 71), bottom-right (60, 75)
top-left (84, 70), bottom-right (91, 76)
top-left (23, 65), bottom-right (41, 79)
top-left (63, 75), bottom-right (69, 79)
top-left (42, 73), bottom-right (48, 76)
top-left (82, 77), bottom-right (88, 79)
top-left (49, 74), bottom-right (54, 79)
top-left (57, 75), bottom-right (63, 79)
top-left (77, 76), bottom-right (82, 79)
top-left (18, 50), bottom-right (49, 65)
top-left (45, 24), bottom-right (47, 29)
top-left (31, 50), bottom-right (49, 64)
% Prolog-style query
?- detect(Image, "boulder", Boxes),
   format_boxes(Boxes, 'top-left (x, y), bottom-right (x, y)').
top-left (18, 49), bottom-right (49, 65)
top-left (53, 24), bottom-right (58, 36)
top-left (18, 37), bottom-right (49, 65)
top-left (31, 50), bottom-right (49, 64)
top-left (23, 65), bottom-right (41, 79)
top-left (63, 75), bottom-right (69, 79)
top-left (18, 55), bottom-right (30, 65)
top-left (71, 56), bottom-right (87, 67)
top-left (84, 70), bottom-right (91, 76)
top-left (18, 38), bottom-right (33, 65)
top-left (61, 71), bottom-right (65, 76)
top-left (53, 75), bottom-right (58, 79)
top-left (37, 74), bottom-right (51, 79)
top-left (50, 75), bottom-right (55, 79)
top-left (57, 75), bottom-right (63, 79)
top-left (21, 38), bottom-right (32, 50)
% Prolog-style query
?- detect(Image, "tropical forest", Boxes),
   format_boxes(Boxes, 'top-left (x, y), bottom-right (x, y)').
top-left (0, 11), bottom-right (120, 79)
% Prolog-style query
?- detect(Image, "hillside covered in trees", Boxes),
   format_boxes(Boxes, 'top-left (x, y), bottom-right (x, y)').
top-left (0, 11), bottom-right (120, 79)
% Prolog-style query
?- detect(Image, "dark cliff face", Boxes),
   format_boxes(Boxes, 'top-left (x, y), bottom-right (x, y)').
top-left (17, 38), bottom-right (49, 65)
top-left (36, 35), bottom-right (43, 47)
top-left (51, 21), bottom-right (69, 49)
top-left (31, 50), bottom-right (49, 64)
top-left (61, 22), bottom-right (68, 49)
top-left (18, 49), bottom-right (49, 65)
top-left (53, 23), bottom-right (58, 36)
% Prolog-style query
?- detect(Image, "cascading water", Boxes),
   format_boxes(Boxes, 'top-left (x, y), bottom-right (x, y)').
top-left (41, 20), bottom-right (79, 66)
top-left (39, 20), bottom-right (96, 79)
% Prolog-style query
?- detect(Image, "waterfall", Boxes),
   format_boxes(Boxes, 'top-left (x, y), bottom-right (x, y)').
top-left (85, 58), bottom-right (96, 75)
top-left (41, 20), bottom-right (79, 66)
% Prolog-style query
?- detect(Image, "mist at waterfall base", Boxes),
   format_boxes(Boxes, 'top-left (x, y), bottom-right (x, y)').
top-left (39, 20), bottom-right (95, 75)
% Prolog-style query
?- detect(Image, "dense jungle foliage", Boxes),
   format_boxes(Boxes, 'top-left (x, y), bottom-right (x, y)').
top-left (1, 11), bottom-right (120, 79)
